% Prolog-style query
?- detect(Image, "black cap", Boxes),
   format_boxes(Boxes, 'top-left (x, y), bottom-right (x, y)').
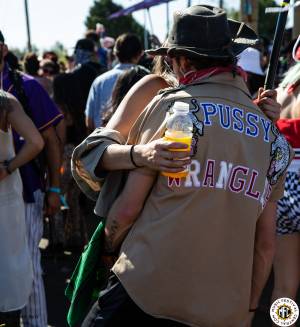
top-left (0, 31), bottom-right (5, 43)
top-left (74, 38), bottom-right (94, 52)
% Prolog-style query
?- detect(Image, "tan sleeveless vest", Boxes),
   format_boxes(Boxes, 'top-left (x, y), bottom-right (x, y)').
top-left (113, 73), bottom-right (292, 327)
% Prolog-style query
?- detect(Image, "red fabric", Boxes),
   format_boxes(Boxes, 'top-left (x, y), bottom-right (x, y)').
top-left (179, 65), bottom-right (247, 85)
top-left (277, 118), bottom-right (300, 149)
top-left (296, 46), bottom-right (300, 61)
top-left (287, 80), bottom-right (300, 94)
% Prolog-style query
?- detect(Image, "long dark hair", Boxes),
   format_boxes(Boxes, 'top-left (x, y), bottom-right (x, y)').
top-left (24, 52), bottom-right (40, 76)
top-left (53, 60), bottom-right (103, 144)
top-left (102, 65), bottom-right (149, 125)
top-left (53, 73), bottom-right (87, 145)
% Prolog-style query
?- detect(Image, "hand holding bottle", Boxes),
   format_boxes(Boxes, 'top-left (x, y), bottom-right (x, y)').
top-left (162, 102), bottom-right (193, 178)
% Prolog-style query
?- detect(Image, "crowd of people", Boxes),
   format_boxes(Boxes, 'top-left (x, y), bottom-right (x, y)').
top-left (0, 3), bottom-right (300, 327)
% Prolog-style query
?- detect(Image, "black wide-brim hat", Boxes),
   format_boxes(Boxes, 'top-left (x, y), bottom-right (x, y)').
top-left (146, 5), bottom-right (259, 59)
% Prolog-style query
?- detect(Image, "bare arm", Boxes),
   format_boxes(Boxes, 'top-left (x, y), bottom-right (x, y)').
top-left (250, 201), bottom-right (277, 309)
top-left (0, 95), bottom-right (44, 178)
top-left (96, 141), bottom-right (191, 173)
top-left (55, 113), bottom-right (66, 154)
top-left (104, 170), bottom-right (156, 254)
top-left (106, 74), bottom-right (168, 138)
top-left (41, 125), bottom-right (62, 215)
top-left (97, 74), bottom-right (190, 173)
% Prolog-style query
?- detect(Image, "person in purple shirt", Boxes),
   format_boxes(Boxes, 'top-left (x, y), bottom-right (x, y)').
top-left (0, 31), bottom-right (63, 327)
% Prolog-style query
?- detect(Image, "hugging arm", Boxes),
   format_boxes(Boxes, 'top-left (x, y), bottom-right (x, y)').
top-left (97, 75), bottom-right (190, 174)
top-left (104, 170), bottom-right (156, 254)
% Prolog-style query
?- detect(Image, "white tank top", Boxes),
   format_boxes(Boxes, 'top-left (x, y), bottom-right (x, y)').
top-left (0, 128), bottom-right (33, 312)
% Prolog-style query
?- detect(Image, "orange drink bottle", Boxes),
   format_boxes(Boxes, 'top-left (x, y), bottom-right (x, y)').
top-left (162, 102), bottom-right (193, 178)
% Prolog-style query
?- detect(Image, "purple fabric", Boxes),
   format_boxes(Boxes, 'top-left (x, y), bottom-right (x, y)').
top-left (3, 64), bottom-right (63, 203)
top-left (109, 0), bottom-right (172, 19)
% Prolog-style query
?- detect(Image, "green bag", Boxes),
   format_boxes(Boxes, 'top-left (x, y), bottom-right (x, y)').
top-left (65, 219), bottom-right (109, 327)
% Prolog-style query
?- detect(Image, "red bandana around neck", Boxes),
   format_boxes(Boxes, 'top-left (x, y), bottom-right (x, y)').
top-left (179, 65), bottom-right (247, 85)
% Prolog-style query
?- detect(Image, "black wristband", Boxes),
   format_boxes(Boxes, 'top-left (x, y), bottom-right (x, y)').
top-left (3, 160), bottom-right (13, 174)
top-left (130, 145), bottom-right (143, 168)
top-left (249, 308), bottom-right (259, 312)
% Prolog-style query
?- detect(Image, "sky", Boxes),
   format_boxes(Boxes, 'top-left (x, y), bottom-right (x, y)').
top-left (0, 0), bottom-right (239, 52)
top-left (0, 0), bottom-right (291, 53)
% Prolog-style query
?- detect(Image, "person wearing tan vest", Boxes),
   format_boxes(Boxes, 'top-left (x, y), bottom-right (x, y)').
top-left (81, 5), bottom-right (293, 327)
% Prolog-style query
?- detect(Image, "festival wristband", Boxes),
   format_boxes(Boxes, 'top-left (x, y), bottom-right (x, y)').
top-left (47, 187), bottom-right (61, 194)
top-left (47, 187), bottom-right (69, 209)
top-left (130, 145), bottom-right (143, 168)
top-left (249, 308), bottom-right (259, 312)
top-left (3, 159), bottom-right (14, 174)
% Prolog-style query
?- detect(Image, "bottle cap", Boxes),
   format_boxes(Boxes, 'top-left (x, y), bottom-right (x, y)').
top-left (173, 102), bottom-right (189, 114)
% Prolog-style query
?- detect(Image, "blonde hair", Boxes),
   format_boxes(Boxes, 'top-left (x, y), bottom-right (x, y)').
top-left (280, 62), bottom-right (300, 88)
top-left (152, 56), bottom-right (178, 87)
top-left (151, 40), bottom-right (178, 87)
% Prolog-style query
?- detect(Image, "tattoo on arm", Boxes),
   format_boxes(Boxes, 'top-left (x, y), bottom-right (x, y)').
top-left (104, 218), bottom-right (120, 253)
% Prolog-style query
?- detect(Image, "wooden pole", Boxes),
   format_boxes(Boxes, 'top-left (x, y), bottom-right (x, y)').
top-left (24, 0), bottom-right (32, 52)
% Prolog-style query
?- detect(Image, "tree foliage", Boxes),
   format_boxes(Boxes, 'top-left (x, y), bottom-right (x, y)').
top-left (11, 45), bottom-right (39, 60)
top-left (85, 0), bottom-right (146, 41)
top-left (50, 41), bottom-right (68, 61)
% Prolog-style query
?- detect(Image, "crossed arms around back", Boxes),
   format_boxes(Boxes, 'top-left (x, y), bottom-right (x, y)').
top-left (73, 73), bottom-right (282, 235)
top-left (100, 79), bottom-right (283, 327)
